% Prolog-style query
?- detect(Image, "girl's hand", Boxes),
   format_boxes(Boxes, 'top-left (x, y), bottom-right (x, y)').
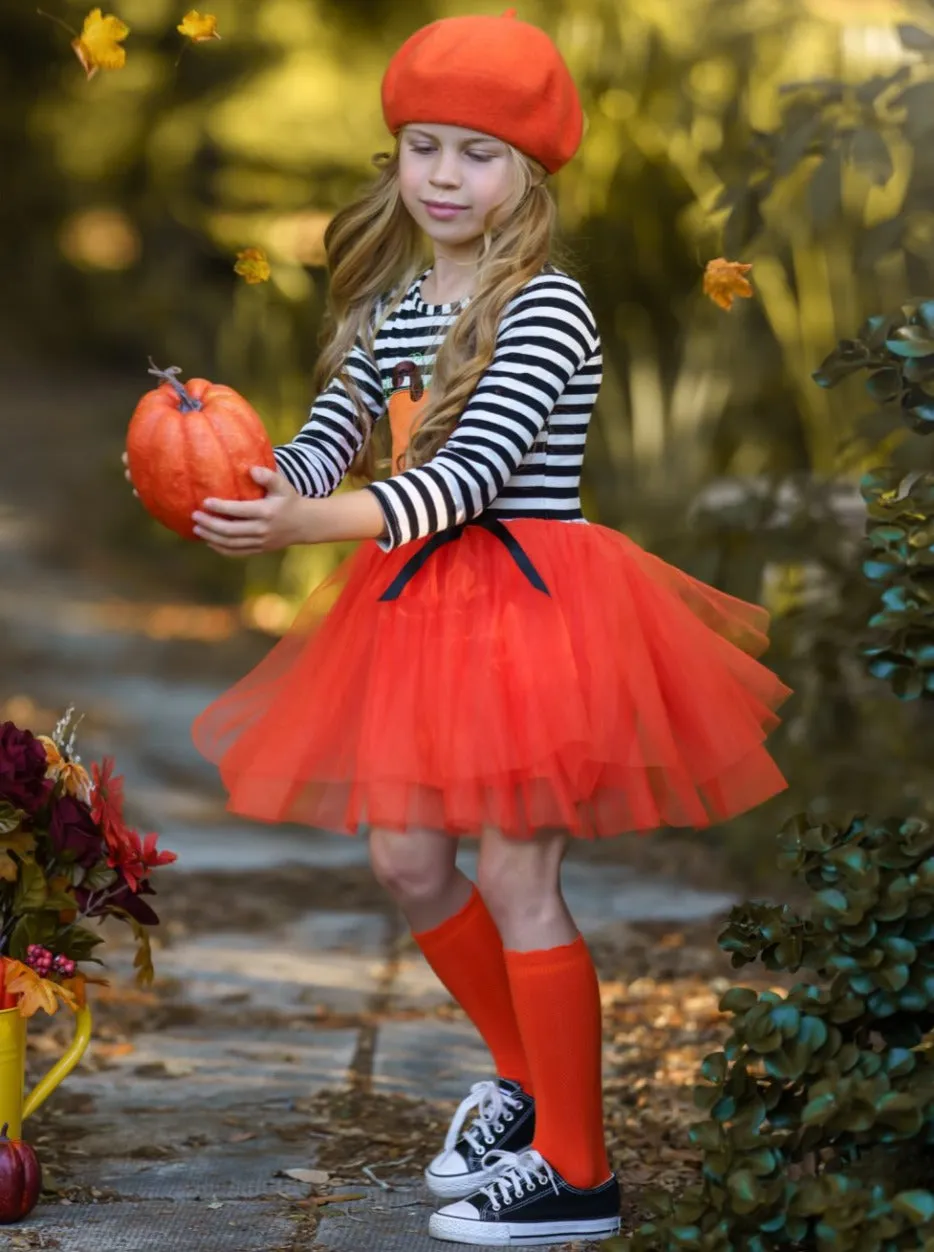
top-left (121, 451), bottom-right (139, 498)
top-left (192, 466), bottom-right (308, 557)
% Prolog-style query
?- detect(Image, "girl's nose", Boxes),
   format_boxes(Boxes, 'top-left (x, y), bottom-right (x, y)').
top-left (429, 151), bottom-right (462, 186)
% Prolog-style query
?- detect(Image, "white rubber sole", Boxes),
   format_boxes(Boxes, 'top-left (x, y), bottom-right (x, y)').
top-left (428, 1211), bottom-right (622, 1245)
top-left (424, 1166), bottom-right (507, 1200)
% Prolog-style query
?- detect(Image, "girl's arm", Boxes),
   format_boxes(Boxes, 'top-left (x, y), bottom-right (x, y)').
top-left (363, 272), bottom-right (599, 549)
top-left (273, 331), bottom-right (385, 498)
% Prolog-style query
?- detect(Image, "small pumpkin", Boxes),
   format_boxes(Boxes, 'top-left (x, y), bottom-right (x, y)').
top-left (388, 360), bottom-right (428, 474)
top-left (127, 360), bottom-right (277, 540)
top-left (0, 1124), bottom-right (41, 1224)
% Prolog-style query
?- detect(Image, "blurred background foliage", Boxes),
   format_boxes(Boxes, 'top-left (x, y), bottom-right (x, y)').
top-left (6, 0), bottom-right (934, 880)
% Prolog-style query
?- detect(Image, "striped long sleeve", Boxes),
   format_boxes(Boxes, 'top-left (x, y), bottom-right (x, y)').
top-left (365, 277), bottom-right (600, 550)
top-left (273, 337), bottom-right (386, 498)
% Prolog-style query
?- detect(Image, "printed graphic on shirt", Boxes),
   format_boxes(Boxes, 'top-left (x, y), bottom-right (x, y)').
top-left (387, 360), bottom-right (428, 476)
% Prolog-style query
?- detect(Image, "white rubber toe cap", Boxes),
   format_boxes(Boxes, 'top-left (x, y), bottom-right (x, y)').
top-left (435, 1199), bottom-right (479, 1219)
top-left (426, 1149), bottom-right (470, 1179)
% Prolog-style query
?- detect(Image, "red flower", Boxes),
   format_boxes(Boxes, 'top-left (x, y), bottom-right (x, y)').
top-left (109, 829), bottom-right (177, 893)
top-left (90, 758), bottom-right (135, 853)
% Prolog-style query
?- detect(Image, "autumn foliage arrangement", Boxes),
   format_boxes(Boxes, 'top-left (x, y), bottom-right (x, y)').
top-left (0, 709), bottom-right (176, 1019)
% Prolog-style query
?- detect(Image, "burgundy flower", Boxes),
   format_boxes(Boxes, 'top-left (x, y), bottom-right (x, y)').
top-left (0, 722), bottom-right (52, 817)
top-left (48, 795), bottom-right (104, 868)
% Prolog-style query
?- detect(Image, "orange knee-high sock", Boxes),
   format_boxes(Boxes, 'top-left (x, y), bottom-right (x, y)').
top-left (505, 935), bottom-right (610, 1189)
top-left (413, 887), bottom-right (533, 1094)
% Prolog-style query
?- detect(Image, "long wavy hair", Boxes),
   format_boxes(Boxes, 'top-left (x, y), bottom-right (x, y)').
top-left (311, 131), bottom-right (560, 479)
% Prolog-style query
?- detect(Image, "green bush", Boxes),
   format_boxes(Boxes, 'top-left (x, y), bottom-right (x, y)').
top-left (814, 306), bottom-right (934, 705)
top-left (616, 813), bottom-right (934, 1251)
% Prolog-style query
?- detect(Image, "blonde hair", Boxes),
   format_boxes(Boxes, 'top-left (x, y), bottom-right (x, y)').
top-left (311, 133), bottom-right (559, 479)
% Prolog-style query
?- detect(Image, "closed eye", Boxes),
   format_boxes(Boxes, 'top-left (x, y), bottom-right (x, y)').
top-left (408, 145), bottom-right (498, 162)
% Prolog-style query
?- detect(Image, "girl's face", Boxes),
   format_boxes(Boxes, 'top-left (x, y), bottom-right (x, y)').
top-left (398, 123), bottom-right (520, 254)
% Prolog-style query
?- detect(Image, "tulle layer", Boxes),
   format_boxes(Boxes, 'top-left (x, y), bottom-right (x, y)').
top-left (191, 519), bottom-right (791, 839)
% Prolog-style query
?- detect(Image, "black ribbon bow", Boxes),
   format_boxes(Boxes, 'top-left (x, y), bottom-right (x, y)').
top-left (378, 516), bottom-right (551, 602)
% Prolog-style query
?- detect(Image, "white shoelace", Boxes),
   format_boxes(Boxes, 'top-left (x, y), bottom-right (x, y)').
top-left (478, 1149), bottom-right (559, 1210)
top-left (442, 1080), bottom-right (525, 1157)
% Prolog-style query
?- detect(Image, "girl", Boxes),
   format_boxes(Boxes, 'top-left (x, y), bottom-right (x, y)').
top-left (144, 11), bottom-right (791, 1247)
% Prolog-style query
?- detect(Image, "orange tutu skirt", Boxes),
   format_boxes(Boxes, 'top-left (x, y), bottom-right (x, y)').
top-left (191, 519), bottom-right (791, 840)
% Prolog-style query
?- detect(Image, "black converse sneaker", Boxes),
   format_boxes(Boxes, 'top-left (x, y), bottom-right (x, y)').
top-left (428, 1148), bottom-right (621, 1247)
top-left (424, 1079), bottom-right (535, 1200)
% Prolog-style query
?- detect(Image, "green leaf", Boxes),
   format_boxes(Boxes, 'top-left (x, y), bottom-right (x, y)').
top-left (892, 1190), bottom-right (934, 1223)
top-left (700, 1052), bottom-right (728, 1084)
top-left (726, 1168), bottom-right (761, 1214)
top-left (850, 129), bottom-right (894, 187)
top-left (8, 914), bottom-right (56, 961)
top-left (724, 189), bottom-right (765, 254)
top-left (809, 149), bottom-right (843, 229)
top-left (42, 891), bottom-right (79, 913)
top-left (801, 1091), bottom-right (837, 1124)
top-left (0, 803), bottom-right (24, 837)
top-left (897, 25), bottom-right (934, 52)
top-left (865, 367), bottom-right (902, 403)
top-left (719, 986), bottom-right (759, 1014)
top-left (858, 217), bottom-right (904, 270)
top-left (900, 81), bottom-right (934, 142)
top-left (886, 325), bottom-right (934, 357)
top-left (82, 864), bottom-right (117, 892)
top-left (813, 340), bottom-right (870, 388)
top-left (775, 114), bottom-right (824, 177)
top-left (62, 926), bottom-right (105, 960)
top-left (686, 1121), bottom-right (721, 1146)
top-left (12, 860), bottom-right (47, 913)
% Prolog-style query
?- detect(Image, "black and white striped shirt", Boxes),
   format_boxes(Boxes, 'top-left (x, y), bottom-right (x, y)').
top-left (273, 267), bottom-right (602, 550)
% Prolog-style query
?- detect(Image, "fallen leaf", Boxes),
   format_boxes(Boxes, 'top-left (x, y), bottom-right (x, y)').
top-left (234, 247), bottom-right (271, 284)
top-left (71, 8), bottom-right (130, 81)
top-left (93, 1041), bottom-right (135, 1059)
top-left (206, 1201), bottom-right (224, 1209)
top-left (311, 1192), bottom-right (365, 1206)
top-left (133, 1059), bottom-right (195, 1078)
top-left (228, 1131), bottom-right (256, 1144)
top-left (281, 1167), bottom-right (331, 1186)
top-left (703, 257), bottom-right (754, 311)
top-left (177, 9), bottom-right (221, 41)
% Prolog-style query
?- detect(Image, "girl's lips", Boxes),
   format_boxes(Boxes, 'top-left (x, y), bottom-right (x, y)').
top-left (423, 202), bottom-right (468, 219)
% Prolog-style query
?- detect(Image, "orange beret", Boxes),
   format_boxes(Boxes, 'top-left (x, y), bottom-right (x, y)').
top-left (381, 10), bottom-right (583, 174)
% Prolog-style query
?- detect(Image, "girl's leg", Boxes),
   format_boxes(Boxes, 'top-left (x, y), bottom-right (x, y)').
top-left (477, 827), bottom-right (611, 1188)
top-left (369, 828), bottom-right (531, 1090)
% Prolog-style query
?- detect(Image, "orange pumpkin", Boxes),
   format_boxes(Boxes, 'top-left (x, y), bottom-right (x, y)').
top-left (388, 360), bottom-right (428, 474)
top-left (127, 360), bottom-right (277, 540)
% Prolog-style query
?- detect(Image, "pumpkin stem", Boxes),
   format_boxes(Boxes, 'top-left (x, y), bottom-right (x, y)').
top-left (147, 358), bottom-right (203, 412)
top-left (392, 360), bottom-right (425, 402)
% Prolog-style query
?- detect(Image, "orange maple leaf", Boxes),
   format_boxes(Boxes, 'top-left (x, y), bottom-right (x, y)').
top-left (4, 961), bottom-right (78, 1019)
top-left (71, 8), bottom-right (130, 81)
top-left (703, 257), bottom-right (754, 312)
top-left (177, 10), bottom-right (221, 41)
top-left (234, 248), bottom-right (271, 284)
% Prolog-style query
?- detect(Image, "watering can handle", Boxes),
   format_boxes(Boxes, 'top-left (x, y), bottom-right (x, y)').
top-left (22, 1003), bottom-right (92, 1122)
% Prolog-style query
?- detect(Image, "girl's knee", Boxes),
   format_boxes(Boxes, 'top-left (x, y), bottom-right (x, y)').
top-left (369, 827), bottom-right (457, 905)
top-left (477, 831), bottom-right (567, 928)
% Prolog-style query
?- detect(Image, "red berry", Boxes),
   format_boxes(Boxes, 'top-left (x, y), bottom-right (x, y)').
top-left (26, 946), bottom-right (53, 974)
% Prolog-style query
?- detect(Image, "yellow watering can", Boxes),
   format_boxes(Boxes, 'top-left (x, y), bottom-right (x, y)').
top-left (0, 1004), bottom-right (92, 1139)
